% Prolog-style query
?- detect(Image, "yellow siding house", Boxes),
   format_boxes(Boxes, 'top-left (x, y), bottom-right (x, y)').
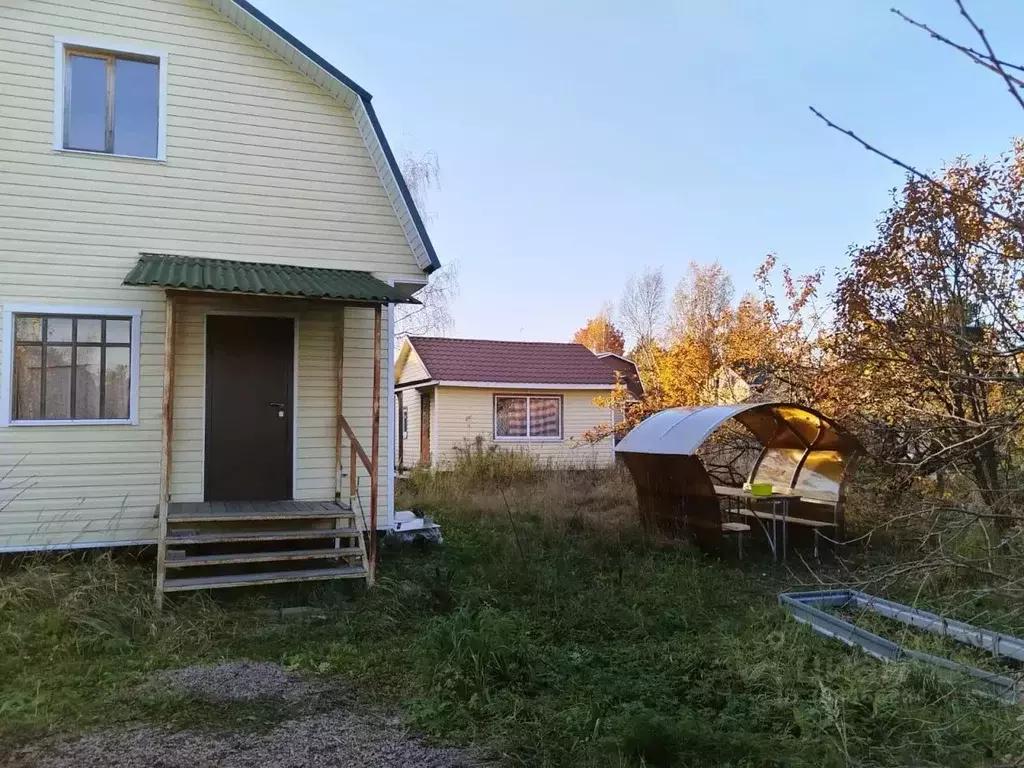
top-left (395, 337), bottom-right (619, 469)
top-left (0, 0), bottom-right (440, 595)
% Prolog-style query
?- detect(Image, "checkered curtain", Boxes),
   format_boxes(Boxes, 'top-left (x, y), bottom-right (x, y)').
top-left (529, 397), bottom-right (560, 437)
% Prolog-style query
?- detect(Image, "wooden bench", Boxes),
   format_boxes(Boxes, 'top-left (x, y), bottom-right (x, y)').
top-left (721, 521), bottom-right (751, 559)
top-left (733, 508), bottom-right (834, 558)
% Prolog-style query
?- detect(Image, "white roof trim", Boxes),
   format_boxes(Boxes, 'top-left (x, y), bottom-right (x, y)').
top-left (395, 379), bottom-right (438, 392)
top-left (205, 0), bottom-right (439, 274)
top-left (396, 380), bottom-right (613, 392)
top-left (597, 352), bottom-right (637, 365)
top-left (437, 381), bottom-right (614, 390)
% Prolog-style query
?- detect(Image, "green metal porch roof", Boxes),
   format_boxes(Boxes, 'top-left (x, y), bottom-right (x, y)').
top-left (123, 254), bottom-right (417, 304)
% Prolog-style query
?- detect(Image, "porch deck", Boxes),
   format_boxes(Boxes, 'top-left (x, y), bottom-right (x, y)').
top-left (168, 499), bottom-right (353, 523)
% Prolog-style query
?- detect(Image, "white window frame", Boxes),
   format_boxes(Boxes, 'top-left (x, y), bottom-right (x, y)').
top-left (0, 304), bottom-right (143, 427)
top-left (53, 36), bottom-right (168, 162)
top-left (493, 394), bottom-right (563, 442)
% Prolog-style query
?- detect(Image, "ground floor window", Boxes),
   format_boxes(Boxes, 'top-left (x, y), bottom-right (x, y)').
top-left (2, 306), bottom-right (141, 426)
top-left (494, 395), bottom-right (562, 440)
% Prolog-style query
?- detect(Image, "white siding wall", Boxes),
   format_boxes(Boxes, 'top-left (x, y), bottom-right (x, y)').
top-left (168, 296), bottom-right (389, 516)
top-left (396, 344), bottom-right (429, 386)
top-left (397, 388), bottom-right (422, 470)
top-left (0, 0), bottom-right (417, 549)
top-left (0, 293), bottom-right (392, 549)
top-left (433, 387), bottom-right (615, 468)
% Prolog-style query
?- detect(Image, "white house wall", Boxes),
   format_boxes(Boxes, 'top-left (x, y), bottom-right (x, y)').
top-left (433, 387), bottom-right (615, 468)
top-left (0, 0), bottom-right (411, 549)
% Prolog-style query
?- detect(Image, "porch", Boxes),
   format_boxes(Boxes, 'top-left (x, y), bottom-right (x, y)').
top-left (162, 500), bottom-right (365, 592)
top-left (122, 255), bottom-right (418, 606)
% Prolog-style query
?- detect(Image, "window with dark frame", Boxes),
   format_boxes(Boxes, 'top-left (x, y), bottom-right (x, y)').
top-left (12, 315), bottom-right (133, 422)
top-left (64, 47), bottom-right (160, 158)
top-left (401, 406), bottom-right (409, 440)
top-left (494, 395), bottom-right (562, 439)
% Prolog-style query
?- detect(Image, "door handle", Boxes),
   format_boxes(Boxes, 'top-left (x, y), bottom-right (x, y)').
top-left (269, 402), bottom-right (285, 409)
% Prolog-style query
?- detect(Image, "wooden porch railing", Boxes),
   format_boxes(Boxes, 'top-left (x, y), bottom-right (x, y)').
top-left (334, 304), bottom-right (383, 585)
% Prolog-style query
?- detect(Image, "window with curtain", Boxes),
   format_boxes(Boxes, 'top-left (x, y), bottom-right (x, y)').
top-left (11, 314), bottom-right (133, 422)
top-left (494, 395), bottom-right (562, 439)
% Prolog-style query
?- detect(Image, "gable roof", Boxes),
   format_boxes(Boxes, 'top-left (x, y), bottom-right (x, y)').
top-left (406, 337), bottom-right (618, 387)
top-left (597, 353), bottom-right (644, 399)
top-left (208, 0), bottom-right (440, 274)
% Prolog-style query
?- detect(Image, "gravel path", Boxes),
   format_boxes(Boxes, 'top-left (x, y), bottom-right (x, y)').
top-left (150, 661), bottom-right (315, 702)
top-left (12, 713), bottom-right (475, 768)
top-left (7, 663), bottom-right (476, 768)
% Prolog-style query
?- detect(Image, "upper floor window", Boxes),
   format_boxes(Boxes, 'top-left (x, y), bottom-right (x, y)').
top-left (54, 39), bottom-right (167, 161)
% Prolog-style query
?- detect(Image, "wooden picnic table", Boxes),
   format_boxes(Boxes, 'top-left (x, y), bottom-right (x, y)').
top-left (714, 486), bottom-right (835, 560)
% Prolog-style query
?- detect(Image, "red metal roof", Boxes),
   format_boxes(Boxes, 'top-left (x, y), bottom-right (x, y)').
top-left (407, 337), bottom-right (617, 386)
top-left (597, 354), bottom-right (644, 399)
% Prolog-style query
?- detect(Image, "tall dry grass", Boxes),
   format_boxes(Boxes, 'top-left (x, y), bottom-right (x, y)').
top-left (399, 441), bottom-right (641, 538)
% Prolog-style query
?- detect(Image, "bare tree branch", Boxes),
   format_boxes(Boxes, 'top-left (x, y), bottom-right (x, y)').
top-left (808, 106), bottom-right (1024, 236)
top-left (952, 0), bottom-right (1024, 113)
top-left (394, 151), bottom-right (459, 338)
top-left (891, 8), bottom-right (1024, 88)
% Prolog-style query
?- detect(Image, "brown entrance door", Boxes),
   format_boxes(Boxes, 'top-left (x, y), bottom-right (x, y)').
top-left (205, 315), bottom-right (294, 501)
top-left (419, 391), bottom-right (431, 465)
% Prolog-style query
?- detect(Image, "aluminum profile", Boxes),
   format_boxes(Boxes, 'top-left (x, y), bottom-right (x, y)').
top-left (779, 589), bottom-right (1024, 705)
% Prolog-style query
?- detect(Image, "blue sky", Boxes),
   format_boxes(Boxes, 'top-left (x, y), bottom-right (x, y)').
top-left (253, 0), bottom-right (1024, 343)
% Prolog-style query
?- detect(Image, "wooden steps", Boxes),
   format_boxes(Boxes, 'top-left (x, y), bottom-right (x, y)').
top-left (156, 500), bottom-right (370, 597)
top-left (168, 500), bottom-right (354, 523)
top-left (163, 566), bottom-right (367, 592)
top-left (165, 547), bottom-right (363, 568)
top-left (166, 528), bottom-right (357, 546)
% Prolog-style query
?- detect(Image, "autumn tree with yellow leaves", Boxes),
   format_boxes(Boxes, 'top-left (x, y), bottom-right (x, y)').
top-left (650, 262), bottom-right (776, 409)
top-left (584, 262), bottom-right (780, 441)
top-left (572, 304), bottom-right (625, 356)
top-left (829, 146), bottom-right (1024, 524)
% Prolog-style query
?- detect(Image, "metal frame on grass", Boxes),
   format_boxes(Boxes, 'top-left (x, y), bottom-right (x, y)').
top-left (779, 589), bottom-right (1024, 704)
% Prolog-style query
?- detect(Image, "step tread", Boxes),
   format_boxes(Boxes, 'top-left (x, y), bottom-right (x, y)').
top-left (163, 566), bottom-right (367, 592)
top-left (166, 528), bottom-right (359, 545)
top-left (164, 547), bottom-right (363, 568)
top-left (168, 500), bottom-right (353, 523)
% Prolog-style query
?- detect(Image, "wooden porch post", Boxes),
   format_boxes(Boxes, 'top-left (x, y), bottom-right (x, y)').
top-left (334, 308), bottom-right (345, 501)
top-left (155, 292), bottom-right (177, 611)
top-left (369, 303), bottom-right (382, 582)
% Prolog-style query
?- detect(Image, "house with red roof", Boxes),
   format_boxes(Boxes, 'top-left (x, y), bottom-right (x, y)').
top-left (394, 337), bottom-right (623, 469)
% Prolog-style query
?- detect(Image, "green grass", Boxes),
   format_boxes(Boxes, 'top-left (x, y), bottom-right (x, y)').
top-left (1, 488), bottom-right (1022, 766)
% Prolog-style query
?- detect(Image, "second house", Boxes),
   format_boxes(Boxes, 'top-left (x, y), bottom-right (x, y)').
top-left (395, 337), bottom-right (640, 469)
